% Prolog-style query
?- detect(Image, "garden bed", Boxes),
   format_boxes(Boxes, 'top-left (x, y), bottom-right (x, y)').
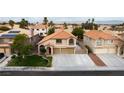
top-left (7, 55), bottom-right (52, 67)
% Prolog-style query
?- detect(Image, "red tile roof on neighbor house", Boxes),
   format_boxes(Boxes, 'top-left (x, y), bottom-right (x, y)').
top-left (31, 24), bottom-right (48, 29)
top-left (38, 30), bottom-right (76, 44)
top-left (84, 30), bottom-right (116, 40)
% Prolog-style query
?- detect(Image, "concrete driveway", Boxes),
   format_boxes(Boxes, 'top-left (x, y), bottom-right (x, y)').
top-left (52, 54), bottom-right (96, 68)
top-left (97, 54), bottom-right (124, 67)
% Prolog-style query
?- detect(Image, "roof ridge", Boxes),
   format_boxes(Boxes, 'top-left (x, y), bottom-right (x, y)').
top-left (38, 30), bottom-right (76, 44)
top-left (39, 30), bottom-right (63, 43)
top-left (64, 30), bottom-right (76, 38)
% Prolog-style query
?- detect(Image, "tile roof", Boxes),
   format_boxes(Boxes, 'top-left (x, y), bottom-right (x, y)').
top-left (31, 24), bottom-right (48, 29)
top-left (38, 30), bottom-right (76, 44)
top-left (84, 30), bottom-right (116, 40)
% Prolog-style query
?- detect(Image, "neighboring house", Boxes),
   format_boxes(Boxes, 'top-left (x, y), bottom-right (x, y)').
top-left (98, 25), bottom-right (112, 31)
top-left (0, 28), bottom-right (40, 56)
top-left (116, 33), bottom-right (124, 56)
top-left (83, 30), bottom-right (120, 54)
top-left (30, 24), bottom-right (48, 36)
top-left (38, 30), bottom-right (77, 55)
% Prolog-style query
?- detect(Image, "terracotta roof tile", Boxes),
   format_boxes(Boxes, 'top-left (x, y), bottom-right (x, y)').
top-left (31, 24), bottom-right (48, 29)
top-left (84, 30), bottom-right (116, 40)
top-left (38, 30), bottom-right (76, 44)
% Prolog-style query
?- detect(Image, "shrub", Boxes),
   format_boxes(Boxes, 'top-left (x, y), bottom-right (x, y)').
top-left (85, 45), bottom-right (93, 54)
top-left (40, 46), bottom-right (46, 55)
top-left (11, 55), bottom-right (16, 59)
top-left (0, 26), bottom-right (10, 31)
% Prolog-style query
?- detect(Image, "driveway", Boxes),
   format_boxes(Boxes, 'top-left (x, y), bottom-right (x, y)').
top-left (97, 54), bottom-right (124, 67)
top-left (52, 54), bottom-right (96, 69)
top-left (0, 55), bottom-right (11, 67)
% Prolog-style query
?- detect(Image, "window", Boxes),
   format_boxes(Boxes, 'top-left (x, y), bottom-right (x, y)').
top-left (96, 40), bottom-right (102, 46)
top-left (69, 39), bottom-right (74, 45)
top-left (105, 40), bottom-right (112, 45)
top-left (56, 39), bottom-right (62, 44)
top-left (108, 40), bottom-right (112, 44)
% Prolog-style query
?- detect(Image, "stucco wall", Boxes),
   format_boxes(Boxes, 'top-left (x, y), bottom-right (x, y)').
top-left (0, 47), bottom-right (11, 56)
top-left (84, 35), bottom-right (116, 54)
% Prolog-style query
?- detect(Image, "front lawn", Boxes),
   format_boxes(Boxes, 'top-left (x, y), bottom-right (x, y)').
top-left (7, 55), bottom-right (52, 67)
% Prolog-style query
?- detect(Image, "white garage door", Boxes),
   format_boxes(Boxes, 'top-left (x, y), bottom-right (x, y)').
top-left (53, 48), bottom-right (74, 54)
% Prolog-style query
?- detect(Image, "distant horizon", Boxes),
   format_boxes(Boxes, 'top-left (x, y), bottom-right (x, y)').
top-left (0, 17), bottom-right (124, 24)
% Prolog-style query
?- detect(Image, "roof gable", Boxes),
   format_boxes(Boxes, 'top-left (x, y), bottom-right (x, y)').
top-left (84, 30), bottom-right (115, 40)
top-left (38, 30), bottom-right (76, 44)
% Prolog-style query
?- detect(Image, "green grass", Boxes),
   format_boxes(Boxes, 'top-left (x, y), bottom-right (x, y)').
top-left (8, 55), bottom-right (52, 67)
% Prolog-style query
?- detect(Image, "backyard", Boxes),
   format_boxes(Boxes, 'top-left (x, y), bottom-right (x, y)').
top-left (7, 55), bottom-right (52, 67)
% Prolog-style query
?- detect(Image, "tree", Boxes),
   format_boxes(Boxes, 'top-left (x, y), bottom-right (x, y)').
top-left (48, 21), bottom-right (54, 27)
top-left (43, 17), bottom-right (48, 33)
top-left (9, 20), bottom-right (15, 28)
top-left (81, 18), bottom-right (98, 30)
top-left (43, 17), bottom-right (48, 25)
top-left (72, 27), bottom-right (84, 39)
top-left (12, 34), bottom-right (33, 58)
top-left (40, 45), bottom-right (46, 55)
top-left (91, 18), bottom-right (94, 24)
top-left (19, 19), bottom-right (29, 29)
top-left (48, 27), bottom-right (55, 35)
top-left (94, 24), bottom-right (98, 30)
top-left (88, 19), bottom-right (90, 23)
top-left (64, 22), bottom-right (68, 29)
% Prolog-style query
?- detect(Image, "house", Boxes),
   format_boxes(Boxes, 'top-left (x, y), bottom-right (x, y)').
top-left (30, 24), bottom-right (48, 36)
top-left (83, 30), bottom-right (121, 54)
top-left (38, 30), bottom-right (77, 55)
top-left (116, 33), bottom-right (124, 56)
top-left (0, 28), bottom-right (41, 56)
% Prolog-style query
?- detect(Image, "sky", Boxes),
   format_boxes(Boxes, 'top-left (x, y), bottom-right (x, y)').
top-left (0, 17), bottom-right (124, 23)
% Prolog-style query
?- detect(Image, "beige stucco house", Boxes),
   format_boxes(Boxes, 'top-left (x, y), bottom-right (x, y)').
top-left (38, 30), bottom-right (77, 55)
top-left (83, 30), bottom-right (123, 55)
top-left (30, 24), bottom-right (48, 36)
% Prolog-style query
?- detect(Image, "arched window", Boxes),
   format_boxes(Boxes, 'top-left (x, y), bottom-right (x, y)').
top-left (69, 39), bottom-right (74, 45)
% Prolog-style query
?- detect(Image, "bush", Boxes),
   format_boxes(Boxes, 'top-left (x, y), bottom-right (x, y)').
top-left (48, 27), bottom-right (55, 35)
top-left (11, 55), bottom-right (16, 59)
top-left (40, 46), bottom-right (46, 55)
top-left (85, 45), bottom-right (93, 54)
top-left (0, 26), bottom-right (10, 31)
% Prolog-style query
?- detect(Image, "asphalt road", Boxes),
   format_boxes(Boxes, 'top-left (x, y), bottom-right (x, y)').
top-left (0, 71), bottom-right (124, 76)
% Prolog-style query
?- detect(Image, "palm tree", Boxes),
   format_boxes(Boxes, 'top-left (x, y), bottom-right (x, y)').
top-left (9, 20), bottom-right (15, 29)
top-left (43, 17), bottom-right (48, 25)
top-left (92, 18), bottom-right (94, 24)
top-left (43, 17), bottom-right (48, 33)
top-left (91, 18), bottom-right (95, 30)
top-left (88, 19), bottom-right (90, 23)
top-left (49, 21), bottom-right (54, 27)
